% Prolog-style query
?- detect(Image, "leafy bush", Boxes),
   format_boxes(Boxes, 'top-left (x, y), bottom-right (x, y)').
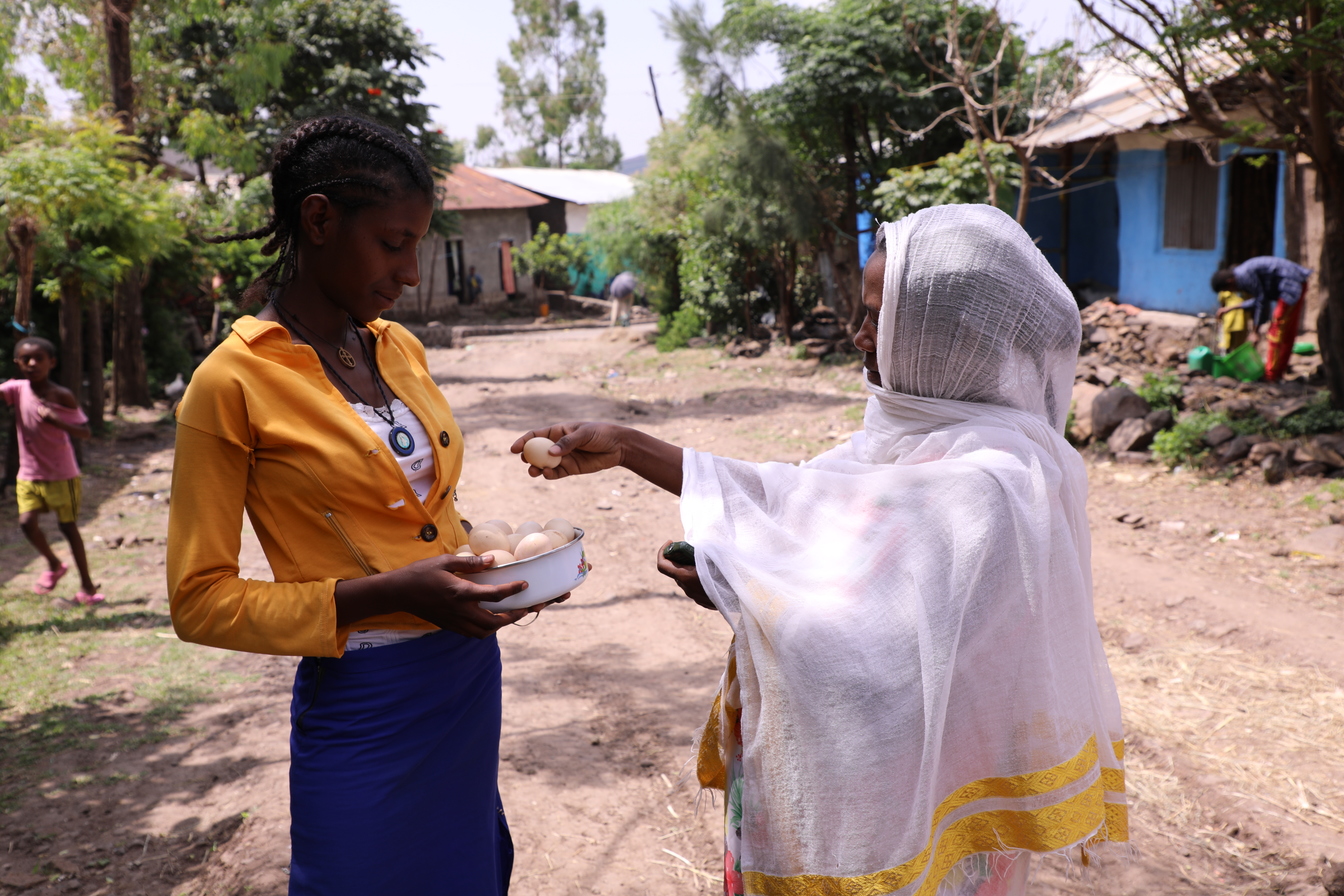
top-left (874, 140), bottom-right (1021, 220)
top-left (1135, 371), bottom-right (1182, 411)
top-left (1278, 392), bottom-right (1344, 437)
top-left (512, 223), bottom-right (589, 292)
top-left (1151, 411), bottom-right (1227, 468)
top-left (656, 304), bottom-right (706, 352)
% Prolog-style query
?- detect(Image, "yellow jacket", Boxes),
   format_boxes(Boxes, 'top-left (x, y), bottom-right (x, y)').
top-left (167, 316), bottom-right (467, 657)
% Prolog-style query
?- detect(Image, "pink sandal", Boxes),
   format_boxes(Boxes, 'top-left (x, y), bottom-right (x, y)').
top-left (50, 591), bottom-right (105, 610)
top-left (34, 563), bottom-right (68, 595)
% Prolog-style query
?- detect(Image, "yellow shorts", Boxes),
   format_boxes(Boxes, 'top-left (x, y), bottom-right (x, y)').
top-left (16, 477), bottom-right (82, 524)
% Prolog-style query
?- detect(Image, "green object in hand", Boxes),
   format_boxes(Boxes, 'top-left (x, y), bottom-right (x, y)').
top-left (663, 541), bottom-right (696, 566)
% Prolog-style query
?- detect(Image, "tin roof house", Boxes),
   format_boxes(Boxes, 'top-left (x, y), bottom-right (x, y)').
top-left (403, 166), bottom-right (636, 317)
top-left (1020, 58), bottom-right (1323, 320)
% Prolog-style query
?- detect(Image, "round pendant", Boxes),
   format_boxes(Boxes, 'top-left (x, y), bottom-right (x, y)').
top-left (388, 424), bottom-right (415, 457)
top-left (337, 347), bottom-right (356, 369)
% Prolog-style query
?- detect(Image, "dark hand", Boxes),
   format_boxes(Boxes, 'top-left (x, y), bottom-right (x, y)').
top-left (385, 553), bottom-right (533, 637)
top-left (510, 422), bottom-right (626, 480)
top-left (656, 540), bottom-right (714, 610)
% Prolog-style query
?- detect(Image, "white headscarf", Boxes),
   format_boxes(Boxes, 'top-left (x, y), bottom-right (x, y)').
top-left (681, 205), bottom-right (1126, 895)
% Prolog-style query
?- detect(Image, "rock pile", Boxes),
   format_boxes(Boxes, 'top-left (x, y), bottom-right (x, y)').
top-left (1070, 302), bottom-right (1340, 481)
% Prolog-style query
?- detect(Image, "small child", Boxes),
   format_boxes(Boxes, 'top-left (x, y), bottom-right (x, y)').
top-left (1, 337), bottom-right (103, 607)
top-left (1216, 289), bottom-right (1250, 353)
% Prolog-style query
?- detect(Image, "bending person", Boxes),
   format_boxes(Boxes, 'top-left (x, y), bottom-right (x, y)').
top-left (168, 115), bottom-right (550, 896)
top-left (1212, 256), bottom-right (1311, 380)
top-left (513, 204), bottom-right (1127, 896)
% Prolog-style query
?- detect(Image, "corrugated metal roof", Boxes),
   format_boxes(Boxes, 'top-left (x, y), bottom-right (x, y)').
top-left (1029, 57), bottom-right (1186, 149)
top-left (441, 165), bottom-right (549, 211)
top-left (479, 166), bottom-right (634, 205)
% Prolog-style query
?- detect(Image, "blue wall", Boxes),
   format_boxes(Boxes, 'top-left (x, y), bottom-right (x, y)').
top-left (1023, 150), bottom-right (1120, 290)
top-left (1111, 145), bottom-right (1288, 314)
top-left (1113, 147), bottom-right (1226, 313)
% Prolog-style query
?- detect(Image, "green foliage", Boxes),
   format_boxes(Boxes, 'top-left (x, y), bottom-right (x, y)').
top-left (511, 223), bottom-right (590, 292)
top-left (874, 141), bottom-right (1021, 220)
top-left (496, 0), bottom-right (620, 169)
top-left (34, 0), bottom-right (459, 176)
top-left (703, 0), bottom-right (982, 207)
top-left (584, 198), bottom-right (680, 313)
top-left (1135, 371), bottom-right (1183, 412)
top-left (1151, 412), bottom-right (1225, 468)
top-left (656, 304), bottom-right (705, 353)
top-left (0, 116), bottom-right (183, 305)
top-left (1277, 392), bottom-right (1344, 438)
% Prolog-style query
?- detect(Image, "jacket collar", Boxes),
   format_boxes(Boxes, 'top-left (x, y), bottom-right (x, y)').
top-left (231, 315), bottom-right (391, 346)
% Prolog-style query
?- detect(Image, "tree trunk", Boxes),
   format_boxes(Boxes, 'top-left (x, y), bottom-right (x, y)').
top-left (84, 294), bottom-right (105, 434)
top-left (1316, 150), bottom-right (1344, 408)
top-left (5, 218), bottom-right (38, 329)
top-left (104, 0), bottom-right (136, 135)
top-left (778, 245), bottom-right (796, 346)
top-left (113, 272), bottom-right (150, 408)
top-left (837, 106), bottom-right (862, 333)
top-left (59, 278), bottom-right (84, 408)
top-left (1013, 145), bottom-right (1033, 225)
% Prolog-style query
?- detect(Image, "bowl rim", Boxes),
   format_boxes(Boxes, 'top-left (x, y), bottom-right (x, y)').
top-left (467, 526), bottom-right (585, 571)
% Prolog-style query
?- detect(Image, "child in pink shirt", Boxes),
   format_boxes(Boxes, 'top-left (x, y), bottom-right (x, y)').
top-left (1, 336), bottom-right (102, 607)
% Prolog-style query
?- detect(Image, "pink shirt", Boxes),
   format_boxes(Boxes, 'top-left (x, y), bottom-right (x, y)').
top-left (0, 379), bottom-right (87, 481)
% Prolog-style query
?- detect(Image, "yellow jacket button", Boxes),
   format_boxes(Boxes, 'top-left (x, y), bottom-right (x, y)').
top-left (419, 523), bottom-right (438, 542)
top-left (439, 430), bottom-right (451, 447)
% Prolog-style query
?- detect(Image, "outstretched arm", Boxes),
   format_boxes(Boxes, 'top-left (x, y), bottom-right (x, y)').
top-left (510, 423), bottom-right (683, 495)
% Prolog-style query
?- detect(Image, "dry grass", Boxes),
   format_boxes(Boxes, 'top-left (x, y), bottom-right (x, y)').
top-left (1102, 637), bottom-right (1344, 890)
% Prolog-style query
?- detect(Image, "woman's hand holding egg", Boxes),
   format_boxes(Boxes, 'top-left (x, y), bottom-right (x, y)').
top-left (511, 423), bottom-right (626, 479)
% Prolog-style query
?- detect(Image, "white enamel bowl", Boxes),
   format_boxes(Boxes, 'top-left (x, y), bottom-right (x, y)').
top-left (461, 527), bottom-right (588, 611)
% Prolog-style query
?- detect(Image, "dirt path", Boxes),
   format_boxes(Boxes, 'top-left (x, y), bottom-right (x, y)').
top-left (1, 324), bottom-right (1340, 896)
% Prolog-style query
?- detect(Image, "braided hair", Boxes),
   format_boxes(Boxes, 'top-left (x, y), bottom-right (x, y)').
top-left (210, 115), bottom-right (436, 293)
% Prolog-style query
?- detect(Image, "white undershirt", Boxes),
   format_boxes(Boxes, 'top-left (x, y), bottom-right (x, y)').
top-left (350, 398), bottom-right (436, 505)
top-left (347, 398), bottom-right (437, 650)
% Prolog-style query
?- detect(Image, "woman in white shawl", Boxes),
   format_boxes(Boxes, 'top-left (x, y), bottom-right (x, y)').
top-left (512, 204), bottom-right (1126, 895)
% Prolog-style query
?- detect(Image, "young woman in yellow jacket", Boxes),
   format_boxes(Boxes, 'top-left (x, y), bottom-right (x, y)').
top-left (168, 116), bottom-right (542, 895)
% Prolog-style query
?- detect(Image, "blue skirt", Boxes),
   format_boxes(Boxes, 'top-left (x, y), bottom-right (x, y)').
top-left (288, 630), bottom-right (513, 895)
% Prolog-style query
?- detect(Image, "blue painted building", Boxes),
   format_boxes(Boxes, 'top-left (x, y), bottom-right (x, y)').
top-left (1021, 62), bottom-right (1316, 317)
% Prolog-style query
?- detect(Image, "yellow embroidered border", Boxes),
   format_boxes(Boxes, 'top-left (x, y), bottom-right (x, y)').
top-left (743, 736), bottom-right (1128, 896)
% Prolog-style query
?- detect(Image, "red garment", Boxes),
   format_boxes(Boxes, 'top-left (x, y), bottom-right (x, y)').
top-left (1264, 298), bottom-right (1304, 382)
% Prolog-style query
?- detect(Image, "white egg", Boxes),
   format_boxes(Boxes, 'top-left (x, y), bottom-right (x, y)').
top-left (542, 529), bottom-right (568, 550)
top-left (507, 533), bottom-right (526, 552)
top-left (523, 437), bottom-right (561, 469)
top-left (468, 526), bottom-right (510, 555)
top-left (543, 517), bottom-right (575, 541)
top-left (482, 519), bottom-right (513, 535)
top-left (455, 546), bottom-right (475, 557)
top-left (514, 532), bottom-right (553, 560)
top-left (481, 549), bottom-right (516, 566)
top-left (514, 520), bottom-right (544, 537)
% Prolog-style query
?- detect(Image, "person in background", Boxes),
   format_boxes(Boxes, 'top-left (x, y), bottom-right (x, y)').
top-left (608, 270), bottom-right (637, 327)
top-left (1215, 289), bottom-right (1250, 354)
top-left (1, 337), bottom-right (102, 608)
top-left (466, 265), bottom-right (483, 305)
top-left (1212, 256), bottom-right (1312, 380)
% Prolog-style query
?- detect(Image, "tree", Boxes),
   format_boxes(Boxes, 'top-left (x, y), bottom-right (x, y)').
top-left (496, 0), bottom-right (621, 169)
top-left (874, 139), bottom-right (1021, 220)
top-left (674, 0), bottom-right (987, 330)
top-left (34, 0), bottom-right (457, 175)
top-left (512, 223), bottom-right (590, 295)
top-left (1074, 1), bottom-right (1344, 406)
top-left (897, 1), bottom-right (1091, 223)
top-left (0, 116), bottom-right (182, 424)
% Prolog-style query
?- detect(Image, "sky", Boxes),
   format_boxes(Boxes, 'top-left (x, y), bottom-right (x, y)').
top-left (20, 0), bottom-right (1095, 163)
top-left (394, 0), bottom-right (1092, 166)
